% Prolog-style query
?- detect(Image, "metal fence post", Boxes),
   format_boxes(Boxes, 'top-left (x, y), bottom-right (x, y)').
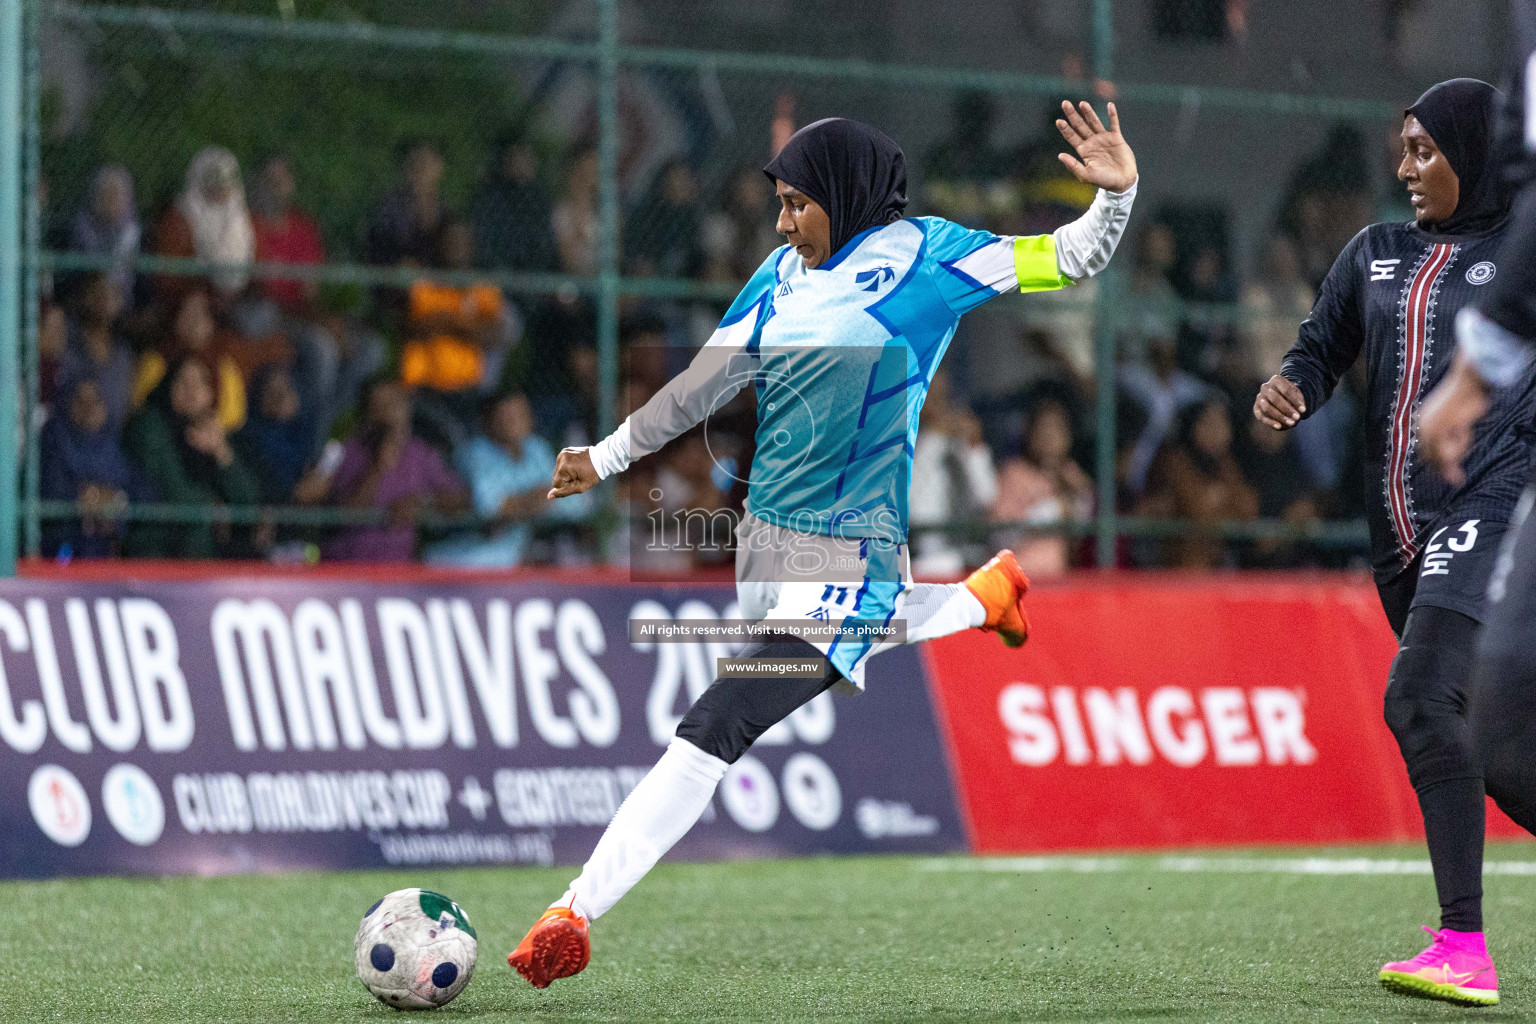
top-left (0, 0), bottom-right (23, 576)
top-left (1092, 270), bottom-right (1119, 568)
top-left (1092, 0), bottom-right (1117, 568)
top-left (595, 0), bottom-right (620, 446)
top-left (1093, 0), bottom-right (1114, 83)
top-left (22, 0), bottom-right (39, 561)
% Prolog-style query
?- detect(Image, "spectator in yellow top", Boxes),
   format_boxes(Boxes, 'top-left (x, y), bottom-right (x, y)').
top-left (133, 286), bottom-right (248, 431)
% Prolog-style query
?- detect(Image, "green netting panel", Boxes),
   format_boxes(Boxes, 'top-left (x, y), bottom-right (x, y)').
top-left (21, 0), bottom-right (1410, 569)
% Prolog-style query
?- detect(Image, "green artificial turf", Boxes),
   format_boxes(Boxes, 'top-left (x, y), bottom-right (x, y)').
top-left (6, 845), bottom-right (1536, 1023)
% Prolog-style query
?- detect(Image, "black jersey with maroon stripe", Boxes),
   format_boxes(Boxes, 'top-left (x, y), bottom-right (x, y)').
top-left (1280, 219), bottom-right (1536, 582)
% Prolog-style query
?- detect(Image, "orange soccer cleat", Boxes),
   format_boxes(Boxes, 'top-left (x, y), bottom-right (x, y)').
top-left (508, 906), bottom-right (591, 989)
top-left (964, 549), bottom-right (1032, 648)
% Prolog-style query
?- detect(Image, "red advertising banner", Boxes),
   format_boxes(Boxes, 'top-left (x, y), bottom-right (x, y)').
top-left (922, 574), bottom-right (1530, 852)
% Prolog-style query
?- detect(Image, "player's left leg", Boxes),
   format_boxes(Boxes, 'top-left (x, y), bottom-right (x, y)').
top-left (1377, 518), bottom-right (1515, 1004)
top-left (1379, 606), bottom-right (1497, 1005)
top-left (887, 550), bottom-right (1031, 647)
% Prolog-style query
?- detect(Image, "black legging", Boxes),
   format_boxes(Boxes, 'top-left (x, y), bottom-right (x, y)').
top-left (675, 635), bottom-right (840, 764)
top-left (1470, 500), bottom-right (1536, 839)
top-left (1472, 653), bottom-right (1536, 838)
top-left (1383, 606), bottom-right (1486, 931)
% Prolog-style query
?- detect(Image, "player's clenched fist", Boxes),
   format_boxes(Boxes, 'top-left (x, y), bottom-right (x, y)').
top-left (1254, 374), bottom-right (1306, 430)
top-left (548, 447), bottom-right (600, 499)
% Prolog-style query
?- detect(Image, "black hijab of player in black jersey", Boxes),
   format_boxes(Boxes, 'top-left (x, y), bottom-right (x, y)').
top-left (764, 118), bottom-right (909, 257)
top-left (1406, 78), bottom-right (1509, 235)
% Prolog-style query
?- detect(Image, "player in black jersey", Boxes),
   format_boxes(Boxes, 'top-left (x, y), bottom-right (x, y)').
top-left (1255, 79), bottom-right (1536, 1007)
top-left (1418, 2), bottom-right (1536, 1007)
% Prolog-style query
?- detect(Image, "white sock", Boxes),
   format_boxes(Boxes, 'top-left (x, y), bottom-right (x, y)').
top-left (554, 737), bottom-right (729, 921)
top-left (895, 582), bottom-right (986, 642)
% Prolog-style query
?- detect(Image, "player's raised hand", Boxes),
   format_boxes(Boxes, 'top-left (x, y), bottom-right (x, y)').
top-left (1056, 100), bottom-right (1138, 195)
top-left (1254, 374), bottom-right (1306, 430)
top-left (549, 447), bottom-right (600, 499)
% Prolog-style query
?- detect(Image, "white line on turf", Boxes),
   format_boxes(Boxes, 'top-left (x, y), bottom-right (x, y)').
top-left (916, 856), bottom-right (1536, 876)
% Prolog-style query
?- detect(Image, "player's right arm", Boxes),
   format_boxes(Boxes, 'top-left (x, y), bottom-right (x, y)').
top-left (548, 249), bottom-right (784, 499)
top-left (1255, 231), bottom-right (1368, 431)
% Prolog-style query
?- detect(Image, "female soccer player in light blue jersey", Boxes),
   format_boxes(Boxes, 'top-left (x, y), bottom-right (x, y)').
top-left (511, 101), bottom-right (1139, 987)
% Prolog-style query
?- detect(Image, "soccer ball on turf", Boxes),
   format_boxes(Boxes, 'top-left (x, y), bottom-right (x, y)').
top-left (354, 888), bottom-right (477, 1010)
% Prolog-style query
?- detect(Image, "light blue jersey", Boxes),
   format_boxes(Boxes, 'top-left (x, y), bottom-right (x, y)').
top-left (591, 185), bottom-right (1135, 547)
top-left (719, 217), bottom-right (1068, 541)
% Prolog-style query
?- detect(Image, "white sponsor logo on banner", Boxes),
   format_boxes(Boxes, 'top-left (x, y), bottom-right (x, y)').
top-left (493, 766), bottom-right (649, 827)
top-left (102, 763), bottom-right (164, 845)
top-left (174, 769), bottom-right (453, 834)
top-left (0, 598), bottom-right (194, 756)
top-left (855, 798), bottom-right (940, 839)
top-left (720, 755), bottom-right (780, 832)
top-left (29, 764), bottom-right (91, 846)
top-left (998, 685), bottom-right (1316, 768)
top-left (209, 597), bottom-right (620, 754)
top-left (781, 752), bottom-right (841, 830)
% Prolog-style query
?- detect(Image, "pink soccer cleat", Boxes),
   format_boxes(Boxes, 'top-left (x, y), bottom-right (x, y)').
top-left (1379, 926), bottom-right (1498, 1006)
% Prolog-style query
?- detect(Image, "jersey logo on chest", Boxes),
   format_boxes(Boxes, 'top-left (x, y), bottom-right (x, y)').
top-left (855, 265), bottom-right (896, 292)
top-left (1465, 261), bottom-right (1496, 285)
top-left (1370, 259), bottom-right (1401, 282)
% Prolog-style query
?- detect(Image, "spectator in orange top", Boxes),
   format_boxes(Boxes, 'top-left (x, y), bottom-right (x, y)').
top-left (250, 154), bottom-right (324, 318)
top-left (403, 218), bottom-right (516, 449)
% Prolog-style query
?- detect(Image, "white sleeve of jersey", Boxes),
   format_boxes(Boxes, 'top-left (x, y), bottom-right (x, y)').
top-left (588, 315), bottom-right (758, 480)
top-left (944, 238), bottom-right (1018, 293)
top-left (587, 422), bottom-right (633, 479)
top-left (1526, 50), bottom-right (1536, 152)
top-left (1052, 178), bottom-right (1138, 281)
top-left (1457, 307), bottom-right (1535, 389)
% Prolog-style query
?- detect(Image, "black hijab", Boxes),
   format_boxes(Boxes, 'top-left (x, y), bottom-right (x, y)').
top-left (1406, 78), bottom-right (1508, 236)
top-left (764, 118), bottom-right (909, 258)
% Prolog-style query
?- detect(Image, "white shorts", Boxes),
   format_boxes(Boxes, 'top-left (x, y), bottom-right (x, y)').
top-left (733, 511), bottom-right (911, 690)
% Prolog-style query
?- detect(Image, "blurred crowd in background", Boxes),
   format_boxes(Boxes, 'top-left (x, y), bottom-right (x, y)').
top-left (33, 88), bottom-right (1393, 575)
